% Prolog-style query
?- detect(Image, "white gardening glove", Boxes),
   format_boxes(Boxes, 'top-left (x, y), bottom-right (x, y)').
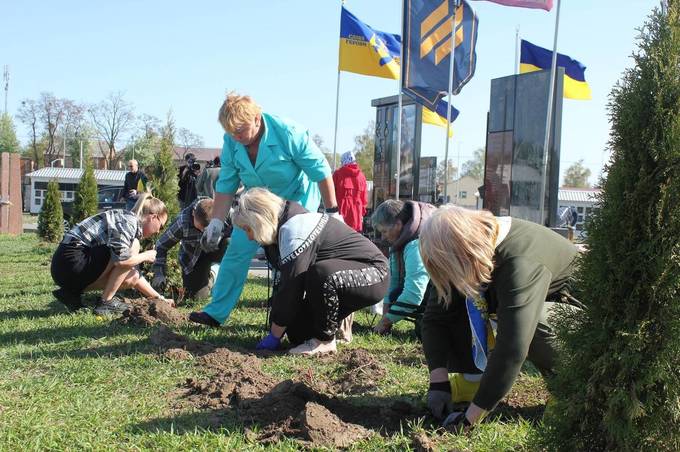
top-left (201, 218), bottom-right (224, 252)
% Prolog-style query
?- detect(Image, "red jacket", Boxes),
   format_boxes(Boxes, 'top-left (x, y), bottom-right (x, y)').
top-left (332, 163), bottom-right (368, 232)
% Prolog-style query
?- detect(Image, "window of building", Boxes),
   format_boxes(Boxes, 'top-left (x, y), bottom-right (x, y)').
top-left (577, 206), bottom-right (584, 213)
top-left (459, 191), bottom-right (467, 199)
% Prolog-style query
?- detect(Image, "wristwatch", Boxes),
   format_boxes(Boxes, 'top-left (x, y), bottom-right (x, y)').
top-left (325, 206), bottom-right (339, 213)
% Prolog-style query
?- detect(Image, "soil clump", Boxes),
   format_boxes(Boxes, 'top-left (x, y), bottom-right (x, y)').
top-left (119, 298), bottom-right (186, 326)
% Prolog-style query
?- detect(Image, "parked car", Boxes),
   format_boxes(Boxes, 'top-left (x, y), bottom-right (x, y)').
top-left (62, 186), bottom-right (126, 221)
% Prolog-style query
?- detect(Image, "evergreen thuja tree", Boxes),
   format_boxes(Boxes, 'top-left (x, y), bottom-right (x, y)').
top-left (151, 113), bottom-right (180, 219)
top-left (543, 4), bottom-right (680, 450)
top-left (37, 180), bottom-right (64, 243)
top-left (72, 154), bottom-right (98, 224)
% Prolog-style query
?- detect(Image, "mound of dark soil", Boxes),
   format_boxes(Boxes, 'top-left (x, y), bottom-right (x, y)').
top-left (177, 345), bottom-right (426, 448)
top-left (119, 298), bottom-right (186, 326)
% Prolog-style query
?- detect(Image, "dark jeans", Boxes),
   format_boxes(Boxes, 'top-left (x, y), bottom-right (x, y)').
top-left (285, 259), bottom-right (389, 344)
top-left (182, 238), bottom-right (228, 299)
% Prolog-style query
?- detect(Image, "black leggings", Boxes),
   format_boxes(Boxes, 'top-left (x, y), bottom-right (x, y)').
top-left (286, 259), bottom-right (389, 344)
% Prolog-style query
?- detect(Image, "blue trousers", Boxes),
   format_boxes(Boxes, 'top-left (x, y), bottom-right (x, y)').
top-left (202, 187), bottom-right (322, 324)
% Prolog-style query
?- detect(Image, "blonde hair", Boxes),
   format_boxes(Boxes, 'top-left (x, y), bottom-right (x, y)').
top-left (230, 187), bottom-right (284, 245)
top-left (419, 205), bottom-right (498, 305)
top-left (131, 192), bottom-right (168, 220)
top-left (218, 91), bottom-right (262, 134)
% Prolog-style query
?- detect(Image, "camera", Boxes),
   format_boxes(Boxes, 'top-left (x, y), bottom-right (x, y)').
top-left (187, 159), bottom-right (201, 172)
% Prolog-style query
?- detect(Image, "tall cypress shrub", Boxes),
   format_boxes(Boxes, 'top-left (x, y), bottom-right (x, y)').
top-left (151, 113), bottom-right (180, 219)
top-left (543, 3), bottom-right (680, 450)
top-left (37, 179), bottom-right (64, 243)
top-left (72, 154), bottom-right (98, 224)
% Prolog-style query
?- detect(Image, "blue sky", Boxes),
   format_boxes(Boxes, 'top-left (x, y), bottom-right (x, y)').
top-left (2, 0), bottom-right (659, 183)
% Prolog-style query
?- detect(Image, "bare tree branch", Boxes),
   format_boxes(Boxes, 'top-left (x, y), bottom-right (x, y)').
top-left (89, 92), bottom-right (134, 169)
top-left (177, 127), bottom-right (204, 159)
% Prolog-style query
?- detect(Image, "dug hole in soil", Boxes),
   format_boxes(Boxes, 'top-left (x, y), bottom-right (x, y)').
top-left (158, 328), bottom-right (426, 448)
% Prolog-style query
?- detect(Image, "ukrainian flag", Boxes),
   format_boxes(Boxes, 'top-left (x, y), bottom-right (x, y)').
top-left (520, 39), bottom-right (592, 100)
top-left (339, 7), bottom-right (401, 79)
top-left (422, 99), bottom-right (459, 136)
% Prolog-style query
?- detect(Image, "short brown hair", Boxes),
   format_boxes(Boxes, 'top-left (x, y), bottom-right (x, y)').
top-left (192, 198), bottom-right (214, 228)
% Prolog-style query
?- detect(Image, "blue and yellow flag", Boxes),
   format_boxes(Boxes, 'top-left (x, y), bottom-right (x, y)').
top-left (339, 7), bottom-right (401, 79)
top-left (402, 0), bottom-right (478, 111)
top-left (339, 6), bottom-right (458, 131)
top-left (520, 39), bottom-right (592, 100)
top-left (423, 98), bottom-right (459, 136)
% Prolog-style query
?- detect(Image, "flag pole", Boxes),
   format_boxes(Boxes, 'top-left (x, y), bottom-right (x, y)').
top-left (395, 0), bottom-right (405, 200)
top-left (332, 68), bottom-right (341, 171)
top-left (514, 25), bottom-right (520, 74)
top-left (443, 1), bottom-right (459, 203)
top-left (538, 0), bottom-right (561, 225)
top-left (332, 0), bottom-right (345, 172)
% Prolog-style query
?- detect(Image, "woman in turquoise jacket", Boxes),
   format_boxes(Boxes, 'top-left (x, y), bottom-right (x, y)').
top-left (190, 92), bottom-right (339, 327)
top-left (370, 200), bottom-right (434, 334)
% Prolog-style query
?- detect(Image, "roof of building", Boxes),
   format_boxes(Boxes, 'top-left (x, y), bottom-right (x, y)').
top-left (558, 187), bottom-right (601, 203)
top-left (26, 167), bottom-right (127, 184)
top-left (172, 147), bottom-right (221, 162)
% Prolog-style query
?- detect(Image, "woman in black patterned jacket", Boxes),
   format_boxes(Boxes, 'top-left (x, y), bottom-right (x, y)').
top-left (231, 187), bottom-right (389, 355)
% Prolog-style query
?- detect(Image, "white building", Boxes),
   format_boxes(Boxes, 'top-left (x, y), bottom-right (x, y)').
top-left (558, 187), bottom-right (601, 230)
top-left (446, 175), bottom-right (483, 209)
top-left (26, 167), bottom-right (126, 214)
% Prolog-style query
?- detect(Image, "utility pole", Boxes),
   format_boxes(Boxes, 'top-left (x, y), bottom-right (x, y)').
top-left (3, 66), bottom-right (8, 115)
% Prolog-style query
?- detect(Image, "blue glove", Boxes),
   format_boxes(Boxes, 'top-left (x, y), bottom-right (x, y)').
top-left (256, 332), bottom-right (281, 351)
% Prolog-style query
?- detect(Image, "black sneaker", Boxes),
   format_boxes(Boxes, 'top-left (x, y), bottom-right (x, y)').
top-left (188, 311), bottom-right (220, 328)
top-left (93, 296), bottom-right (132, 316)
top-left (52, 288), bottom-right (85, 312)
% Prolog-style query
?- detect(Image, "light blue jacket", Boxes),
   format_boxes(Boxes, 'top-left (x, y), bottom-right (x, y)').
top-left (385, 239), bottom-right (429, 323)
top-left (216, 112), bottom-right (331, 205)
top-left (204, 112), bottom-right (331, 324)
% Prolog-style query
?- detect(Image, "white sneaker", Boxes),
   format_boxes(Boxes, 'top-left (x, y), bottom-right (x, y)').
top-left (368, 301), bottom-right (383, 315)
top-left (336, 313), bottom-right (354, 344)
top-left (289, 338), bottom-right (337, 355)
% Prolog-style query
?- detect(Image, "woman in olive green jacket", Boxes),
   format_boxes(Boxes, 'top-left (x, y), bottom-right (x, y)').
top-left (419, 205), bottom-right (578, 431)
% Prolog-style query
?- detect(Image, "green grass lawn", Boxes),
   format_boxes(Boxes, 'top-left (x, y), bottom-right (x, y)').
top-left (0, 233), bottom-right (545, 451)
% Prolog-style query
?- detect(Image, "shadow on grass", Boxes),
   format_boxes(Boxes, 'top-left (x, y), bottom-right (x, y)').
top-left (128, 408), bottom-right (241, 436)
top-left (4, 318), bottom-right (271, 360)
top-left (0, 306), bottom-right (64, 321)
top-left (492, 402), bottom-right (546, 423)
top-left (352, 321), bottom-right (421, 343)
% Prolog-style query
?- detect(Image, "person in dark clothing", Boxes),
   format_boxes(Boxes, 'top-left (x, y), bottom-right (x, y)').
top-left (178, 153), bottom-right (201, 208)
top-left (418, 206), bottom-right (579, 431)
top-left (231, 187), bottom-right (389, 355)
top-left (196, 157), bottom-right (221, 198)
top-left (121, 159), bottom-right (148, 211)
top-left (151, 197), bottom-right (231, 299)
